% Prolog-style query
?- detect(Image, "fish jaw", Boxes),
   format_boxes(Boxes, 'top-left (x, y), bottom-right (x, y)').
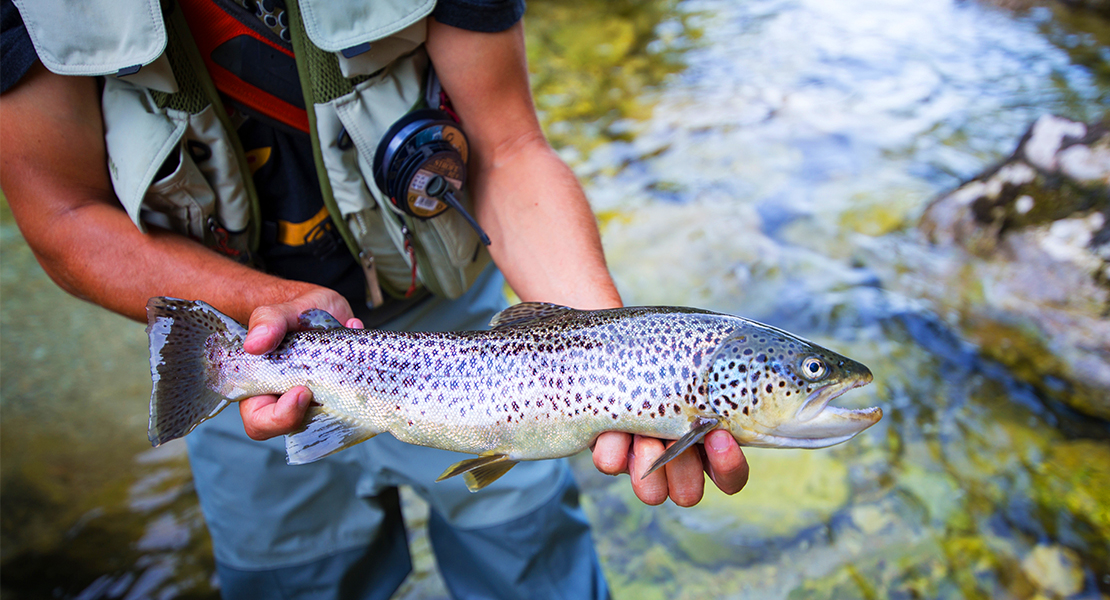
top-left (794, 367), bottom-right (873, 423)
top-left (732, 372), bottom-right (881, 449)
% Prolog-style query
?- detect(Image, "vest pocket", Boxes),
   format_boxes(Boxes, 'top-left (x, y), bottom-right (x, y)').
top-left (143, 142), bottom-right (217, 241)
top-left (103, 76), bottom-right (253, 260)
top-left (328, 51), bottom-right (490, 300)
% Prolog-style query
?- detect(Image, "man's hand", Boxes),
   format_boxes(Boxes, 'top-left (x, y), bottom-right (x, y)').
top-left (237, 288), bottom-right (364, 440)
top-left (591, 430), bottom-right (749, 506)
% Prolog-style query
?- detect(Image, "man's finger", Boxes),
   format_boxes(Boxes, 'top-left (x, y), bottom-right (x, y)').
top-left (239, 386), bottom-right (313, 440)
top-left (629, 435), bottom-right (669, 506)
top-left (702, 430), bottom-right (749, 495)
top-left (244, 305), bottom-right (292, 355)
top-left (664, 442), bottom-right (705, 507)
top-left (591, 431), bottom-right (632, 475)
top-left (346, 317), bottom-right (365, 330)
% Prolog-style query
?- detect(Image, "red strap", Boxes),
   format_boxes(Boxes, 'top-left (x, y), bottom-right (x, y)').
top-left (403, 237), bottom-right (418, 298)
top-left (178, 0), bottom-right (309, 132)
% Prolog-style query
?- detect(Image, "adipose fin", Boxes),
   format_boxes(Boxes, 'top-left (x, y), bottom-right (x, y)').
top-left (297, 308), bottom-right (346, 331)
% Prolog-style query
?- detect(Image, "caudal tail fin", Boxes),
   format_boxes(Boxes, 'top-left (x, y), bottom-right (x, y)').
top-left (146, 297), bottom-right (246, 446)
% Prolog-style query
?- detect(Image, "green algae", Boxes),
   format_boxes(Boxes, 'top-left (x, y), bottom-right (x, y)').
top-left (967, 170), bottom-right (1110, 248)
top-left (962, 316), bottom-right (1110, 420)
top-left (525, 0), bottom-right (697, 156)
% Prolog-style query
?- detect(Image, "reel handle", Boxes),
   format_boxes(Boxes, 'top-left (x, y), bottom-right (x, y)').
top-left (426, 175), bottom-right (491, 246)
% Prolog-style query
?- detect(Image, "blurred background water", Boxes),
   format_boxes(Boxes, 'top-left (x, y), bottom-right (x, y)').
top-left (2, 0), bottom-right (1108, 598)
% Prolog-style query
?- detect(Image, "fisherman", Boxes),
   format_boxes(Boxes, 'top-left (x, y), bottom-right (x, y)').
top-left (0, 0), bottom-right (749, 597)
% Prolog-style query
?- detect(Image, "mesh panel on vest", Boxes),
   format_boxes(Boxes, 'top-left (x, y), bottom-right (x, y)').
top-left (150, 16), bottom-right (211, 114)
top-left (285, 6), bottom-right (373, 104)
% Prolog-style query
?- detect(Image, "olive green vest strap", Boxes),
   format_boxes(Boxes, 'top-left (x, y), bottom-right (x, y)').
top-left (284, 0), bottom-right (363, 260)
top-left (161, 2), bottom-right (263, 251)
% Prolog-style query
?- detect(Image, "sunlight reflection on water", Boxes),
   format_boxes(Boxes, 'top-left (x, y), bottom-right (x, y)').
top-left (1, 0), bottom-right (1107, 597)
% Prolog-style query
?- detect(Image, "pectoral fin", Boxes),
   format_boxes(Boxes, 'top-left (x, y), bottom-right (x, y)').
top-left (437, 454), bottom-right (519, 492)
top-left (642, 415), bottom-right (724, 479)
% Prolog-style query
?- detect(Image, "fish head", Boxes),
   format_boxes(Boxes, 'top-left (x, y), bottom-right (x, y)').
top-left (704, 324), bottom-right (881, 448)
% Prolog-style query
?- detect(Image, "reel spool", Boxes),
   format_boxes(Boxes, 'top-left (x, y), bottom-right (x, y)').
top-left (373, 109), bottom-right (490, 245)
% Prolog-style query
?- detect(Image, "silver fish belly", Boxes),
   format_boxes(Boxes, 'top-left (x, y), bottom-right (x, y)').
top-left (146, 298), bottom-right (881, 491)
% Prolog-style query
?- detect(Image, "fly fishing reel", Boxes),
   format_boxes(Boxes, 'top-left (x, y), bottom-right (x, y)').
top-left (373, 109), bottom-right (491, 245)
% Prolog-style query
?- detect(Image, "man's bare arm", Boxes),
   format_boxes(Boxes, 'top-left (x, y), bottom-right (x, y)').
top-left (0, 62), bottom-right (357, 437)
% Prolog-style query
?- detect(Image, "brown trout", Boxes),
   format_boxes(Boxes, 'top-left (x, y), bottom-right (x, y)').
top-left (147, 297), bottom-right (881, 491)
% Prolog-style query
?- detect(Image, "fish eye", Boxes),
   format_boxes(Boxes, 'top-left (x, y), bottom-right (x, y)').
top-left (801, 356), bottom-right (828, 380)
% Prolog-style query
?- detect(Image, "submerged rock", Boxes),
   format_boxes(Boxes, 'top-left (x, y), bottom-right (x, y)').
top-left (657, 448), bottom-right (852, 567)
top-left (921, 115), bottom-right (1108, 255)
top-left (1021, 544), bottom-right (1085, 598)
top-left (918, 115), bottom-right (1110, 420)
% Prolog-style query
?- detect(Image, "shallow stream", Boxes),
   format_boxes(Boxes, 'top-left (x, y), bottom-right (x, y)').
top-left (2, 0), bottom-right (1108, 597)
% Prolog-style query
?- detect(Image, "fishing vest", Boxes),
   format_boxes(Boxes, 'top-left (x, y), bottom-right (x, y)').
top-left (12, 0), bottom-right (491, 304)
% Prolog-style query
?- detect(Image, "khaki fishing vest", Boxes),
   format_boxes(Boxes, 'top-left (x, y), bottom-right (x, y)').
top-left (13, 0), bottom-right (490, 303)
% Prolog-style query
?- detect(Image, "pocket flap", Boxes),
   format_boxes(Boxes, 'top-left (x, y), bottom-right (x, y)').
top-left (13, 0), bottom-right (166, 76)
top-left (297, 0), bottom-right (433, 52)
top-left (102, 78), bottom-right (187, 232)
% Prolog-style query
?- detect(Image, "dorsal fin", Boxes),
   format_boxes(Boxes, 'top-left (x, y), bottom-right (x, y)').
top-left (489, 302), bottom-right (576, 329)
top-left (298, 309), bottom-right (345, 331)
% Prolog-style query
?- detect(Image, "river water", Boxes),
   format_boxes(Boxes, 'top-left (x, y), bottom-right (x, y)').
top-left (2, 0), bottom-right (1108, 598)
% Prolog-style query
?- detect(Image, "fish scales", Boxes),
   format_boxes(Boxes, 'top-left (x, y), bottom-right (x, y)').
top-left (147, 298), bottom-right (881, 491)
top-left (206, 308), bottom-right (724, 459)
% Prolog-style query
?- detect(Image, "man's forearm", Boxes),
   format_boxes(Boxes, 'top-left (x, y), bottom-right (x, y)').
top-left (1, 63), bottom-right (330, 326)
top-left (22, 199), bottom-right (320, 324)
top-left (472, 135), bottom-right (622, 310)
top-left (425, 19), bottom-right (620, 310)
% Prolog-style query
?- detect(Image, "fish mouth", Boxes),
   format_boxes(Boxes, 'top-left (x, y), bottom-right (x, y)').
top-left (795, 372), bottom-right (873, 423)
top-left (742, 374), bottom-right (881, 449)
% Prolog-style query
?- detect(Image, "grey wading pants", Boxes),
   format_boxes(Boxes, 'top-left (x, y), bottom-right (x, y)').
top-left (184, 267), bottom-right (610, 599)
